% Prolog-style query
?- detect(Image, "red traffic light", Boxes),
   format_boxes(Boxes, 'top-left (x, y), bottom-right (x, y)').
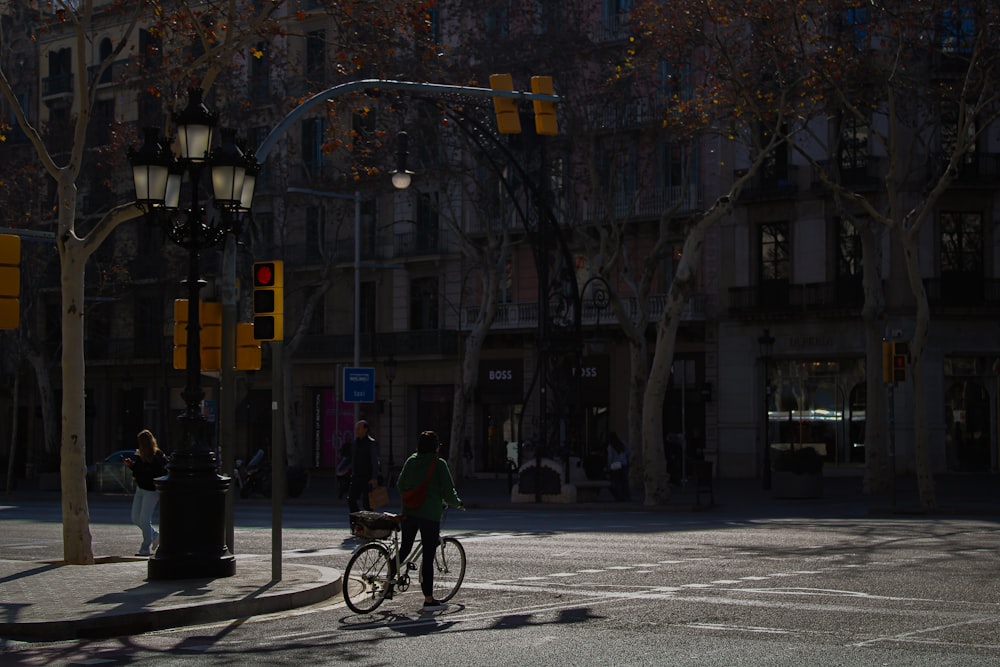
top-left (254, 263), bottom-right (275, 287)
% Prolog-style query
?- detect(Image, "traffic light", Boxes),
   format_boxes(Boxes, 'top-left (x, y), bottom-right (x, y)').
top-left (253, 261), bottom-right (283, 341)
top-left (892, 341), bottom-right (909, 383)
top-left (530, 76), bottom-right (558, 136)
top-left (490, 73), bottom-right (522, 134)
top-left (172, 300), bottom-right (222, 370)
top-left (0, 234), bottom-right (20, 329)
top-left (200, 301), bottom-right (222, 372)
top-left (236, 322), bottom-right (262, 371)
top-left (882, 340), bottom-right (909, 384)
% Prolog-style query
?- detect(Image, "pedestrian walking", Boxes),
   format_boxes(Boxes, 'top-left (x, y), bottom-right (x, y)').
top-left (394, 430), bottom-right (464, 610)
top-left (607, 432), bottom-right (631, 501)
top-left (124, 429), bottom-right (168, 556)
top-left (347, 420), bottom-right (381, 520)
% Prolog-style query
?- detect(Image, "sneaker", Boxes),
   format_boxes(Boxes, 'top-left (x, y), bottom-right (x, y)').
top-left (151, 532), bottom-right (160, 551)
top-left (135, 549), bottom-right (151, 557)
top-left (383, 587), bottom-right (394, 601)
top-left (422, 599), bottom-right (447, 611)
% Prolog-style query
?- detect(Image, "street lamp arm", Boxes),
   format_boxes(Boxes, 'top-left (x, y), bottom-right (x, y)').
top-left (255, 78), bottom-right (561, 163)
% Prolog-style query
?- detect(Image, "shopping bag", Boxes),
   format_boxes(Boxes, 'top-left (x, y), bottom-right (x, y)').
top-left (368, 485), bottom-right (390, 509)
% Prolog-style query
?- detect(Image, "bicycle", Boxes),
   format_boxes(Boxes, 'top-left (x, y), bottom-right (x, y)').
top-left (343, 510), bottom-right (467, 614)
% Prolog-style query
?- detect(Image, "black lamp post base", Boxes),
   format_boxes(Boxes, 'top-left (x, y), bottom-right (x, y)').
top-left (148, 462), bottom-right (235, 580)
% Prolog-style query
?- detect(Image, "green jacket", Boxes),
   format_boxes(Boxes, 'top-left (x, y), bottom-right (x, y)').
top-left (396, 452), bottom-right (462, 521)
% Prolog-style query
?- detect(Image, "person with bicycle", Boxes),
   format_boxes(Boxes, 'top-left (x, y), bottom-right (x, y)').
top-left (394, 430), bottom-right (463, 610)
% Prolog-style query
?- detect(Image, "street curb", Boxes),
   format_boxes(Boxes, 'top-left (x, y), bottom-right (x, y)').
top-left (0, 563), bottom-right (341, 642)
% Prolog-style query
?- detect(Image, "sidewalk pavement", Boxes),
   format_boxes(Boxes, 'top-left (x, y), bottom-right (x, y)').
top-left (2, 471), bottom-right (996, 642)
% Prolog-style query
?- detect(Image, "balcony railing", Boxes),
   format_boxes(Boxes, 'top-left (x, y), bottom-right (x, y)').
top-left (42, 73), bottom-right (73, 99)
top-left (295, 330), bottom-right (459, 360)
top-left (394, 229), bottom-right (453, 257)
top-left (584, 185), bottom-right (700, 222)
top-left (86, 59), bottom-right (130, 86)
top-left (728, 279), bottom-right (870, 316)
top-left (461, 292), bottom-right (708, 331)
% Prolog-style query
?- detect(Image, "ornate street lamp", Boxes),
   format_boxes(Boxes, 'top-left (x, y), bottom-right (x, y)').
top-left (129, 88), bottom-right (259, 580)
top-left (384, 354), bottom-right (397, 469)
top-left (758, 328), bottom-right (776, 490)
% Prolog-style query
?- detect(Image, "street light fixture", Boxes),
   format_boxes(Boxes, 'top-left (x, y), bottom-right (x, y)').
top-left (385, 354), bottom-right (397, 469)
top-left (758, 328), bottom-right (776, 491)
top-left (128, 88), bottom-right (258, 579)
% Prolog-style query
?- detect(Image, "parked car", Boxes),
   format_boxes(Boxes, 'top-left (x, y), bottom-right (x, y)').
top-left (86, 449), bottom-right (137, 493)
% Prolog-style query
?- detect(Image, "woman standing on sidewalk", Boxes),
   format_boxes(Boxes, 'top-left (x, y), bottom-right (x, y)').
top-left (125, 429), bottom-right (168, 557)
top-left (394, 430), bottom-right (463, 610)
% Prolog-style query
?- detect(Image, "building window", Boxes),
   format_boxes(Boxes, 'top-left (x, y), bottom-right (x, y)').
top-left (302, 117), bottom-right (325, 178)
top-left (410, 276), bottom-right (439, 330)
top-left (305, 29), bottom-right (325, 82)
top-left (839, 115), bottom-right (869, 174)
top-left (660, 142), bottom-right (696, 207)
top-left (837, 219), bottom-right (863, 279)
top-left (840, 6), bottom-right (869, 50)
top-left (249, 41), bottom-right (269, 104)
top-left (940, 4), bottom-right (975, 54)
top-left (759, 222), bottom-right (790, 308)
top-left (940, 211), bottom-right (983, 305)
top-left (416, 192), bottom-right (440, 252)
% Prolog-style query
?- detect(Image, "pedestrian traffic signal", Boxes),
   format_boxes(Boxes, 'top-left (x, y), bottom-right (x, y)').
top-left (0, 234), bottom-right (21, 330)
top-left (882, 340), bottom-right (909, 384)
top-left (253, 261), bottom-right (283, 341)
top-left (530, 76), bottom-right (558, 136)
top-left (490, 74), bottom-right (522, 134)
top-left (892, 341), bottom-right (909, 383)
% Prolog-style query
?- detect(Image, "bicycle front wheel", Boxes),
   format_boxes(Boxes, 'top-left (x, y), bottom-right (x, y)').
top-left (343, 542), bottom-right (392, 614)
top-left (431, 537), bottom-right (466, 602)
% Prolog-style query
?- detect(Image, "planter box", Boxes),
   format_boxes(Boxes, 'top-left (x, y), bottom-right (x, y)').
top-left (772, 470), bottom-right (823, 499)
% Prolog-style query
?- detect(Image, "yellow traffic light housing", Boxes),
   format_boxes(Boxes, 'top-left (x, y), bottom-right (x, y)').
top-left (173, 300), bottom-right (223, 370)
top-left (253, 261), bottom-right (284, 341)
top-left (882, 340), bottom-right (909, 384)
top-left (0, 234), bottom-right (21, 329)
top-left (236, 322), bottom-right (262, 371)
top-left (490, 74), bottom-right (522, 134)
top-left (530, 76), bottom-right (558, 136)
top-left (892, 341), bottom-right (909, 383)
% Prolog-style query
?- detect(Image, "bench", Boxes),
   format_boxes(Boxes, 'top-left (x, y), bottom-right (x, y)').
top-left (575, 480), bottom-right (611, 502)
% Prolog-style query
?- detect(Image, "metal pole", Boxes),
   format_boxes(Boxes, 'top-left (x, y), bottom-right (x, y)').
top-left (762, 355), bottom-right (772, 490)
top-left (353, 190), bottom-right (362, 424)
top-left (271, 340), bottom-right (284, 581)
top-left (220, 236), bottom-right (237, 555)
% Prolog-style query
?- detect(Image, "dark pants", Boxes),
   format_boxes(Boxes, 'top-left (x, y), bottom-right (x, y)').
top-left (609, 467), bottom-right (630, 501)
top-left (396, 515), bottom-right (440, 598)
top-left (347, 479), bottom-right (371, 517)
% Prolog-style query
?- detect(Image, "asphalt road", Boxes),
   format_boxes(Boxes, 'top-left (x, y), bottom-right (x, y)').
top-left (2, 498), bottom-right (999, 666)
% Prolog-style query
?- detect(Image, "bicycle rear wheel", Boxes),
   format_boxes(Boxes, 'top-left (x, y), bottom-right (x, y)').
top-left (430, 537), bottom-right (466, 602)
top-left (343, 542), bottom-right (392, 614)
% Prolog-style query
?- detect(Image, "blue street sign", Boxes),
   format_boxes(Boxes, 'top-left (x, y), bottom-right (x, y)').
top-left (343, 367), bottom-right (375, 403)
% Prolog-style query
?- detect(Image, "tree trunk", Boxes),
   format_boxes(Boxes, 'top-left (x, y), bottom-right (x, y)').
top-left (899, 232), bottom-right (935, 509)
top-left (57, 193), bottom-right (94, 565)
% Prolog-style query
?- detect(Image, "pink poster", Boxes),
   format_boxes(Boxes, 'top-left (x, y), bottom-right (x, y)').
top-left (318, 388), bottom-right (356, 468)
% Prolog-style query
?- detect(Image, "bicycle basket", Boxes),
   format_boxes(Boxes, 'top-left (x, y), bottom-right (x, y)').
top-left (350, 511), bottom-right (399, 539)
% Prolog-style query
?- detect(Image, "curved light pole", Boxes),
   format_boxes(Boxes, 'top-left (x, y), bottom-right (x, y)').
top-left (129, 88), bottom-right (258, 579)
